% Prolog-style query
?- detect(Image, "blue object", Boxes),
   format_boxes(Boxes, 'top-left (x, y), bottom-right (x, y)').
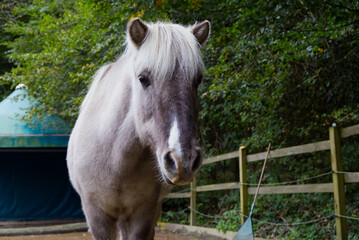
top-left (233, 217), bottom-right (253, 240)
top-left (0, 150), bottom-right (83, 220)
top-left (0, 87), bottom-right (83, 220)
top-left (0, 88), bottom-right (71, 147)
top-left (234, 144), bottom-right (270, 240)
top-left (233, 203), bottom-right (255, 240)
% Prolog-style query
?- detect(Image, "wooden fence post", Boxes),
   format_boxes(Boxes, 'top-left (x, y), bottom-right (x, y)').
top-left (239, 146), bottom-right (248, 225)
top-left (190, 176), bottom-right (197, 226)
top-left (329, 126), bottom-right (348, 240)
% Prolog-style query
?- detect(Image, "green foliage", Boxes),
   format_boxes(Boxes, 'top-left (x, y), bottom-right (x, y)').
top-left (1, 0), bottom-right (162, 124)
top-left (160, 208), bottom-right (189, 225)
top-left (216, 207), bottom-right (241, 233)
top-left (0, 0), bottom-right (26, 100)
top-left (2, 0), bottom-right (358, 133)
top-left (198, 0), bottom-right (359, 155)
top-left (160, 198), bottom-right (190, 225)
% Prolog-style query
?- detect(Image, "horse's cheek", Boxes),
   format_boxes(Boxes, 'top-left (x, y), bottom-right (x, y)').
top-left (140, 91), bottom-right (156, 121)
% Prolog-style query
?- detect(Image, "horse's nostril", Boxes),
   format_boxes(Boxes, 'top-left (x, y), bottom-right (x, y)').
top-left (164, 152), bottom-right (177, 173)
top-left (192, 152), bottom-right (202, 172)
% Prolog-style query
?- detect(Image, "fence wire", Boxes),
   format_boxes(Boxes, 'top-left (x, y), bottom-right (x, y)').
top-left (333, 170), bottom-right (359, 174)
top-left (163, 206), bottom-right (359, 226)
top-left (239, 171), bottom-right (333, 186)
top-left (335, 214), bottom-right (359, 221)
top-left (185, 207), bottom-right (336, 226)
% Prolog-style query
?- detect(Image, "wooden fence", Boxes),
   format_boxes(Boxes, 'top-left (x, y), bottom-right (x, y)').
top-left (164, 124), bottom-right (359, 240)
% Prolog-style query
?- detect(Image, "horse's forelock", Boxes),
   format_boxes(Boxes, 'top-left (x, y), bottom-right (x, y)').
top-left (125, 21), bottom-right (204, 82)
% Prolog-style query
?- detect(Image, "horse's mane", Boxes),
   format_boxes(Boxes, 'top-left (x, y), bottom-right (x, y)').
top-left (125, 21), bottom-right (205, 82)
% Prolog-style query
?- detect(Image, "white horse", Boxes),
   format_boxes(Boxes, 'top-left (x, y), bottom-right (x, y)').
top-left (67, 18), bottom-right (210, 240)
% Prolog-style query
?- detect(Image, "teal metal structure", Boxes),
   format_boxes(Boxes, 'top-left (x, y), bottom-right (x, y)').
top-left (0, 88), bottom-right (70, 147)
top-left (0, 87), bottom-right (83, 220)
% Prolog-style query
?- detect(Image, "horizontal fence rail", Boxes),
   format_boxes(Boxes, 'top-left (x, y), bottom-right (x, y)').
top-left (341, 124), bottom-right (359, 138)
top-left (344, 173), bottom-right (359, 183)
top-left (247, 140), bottom-right (330, 162)
top-left (164, 123), bottom-right (359, 240)
top-left (184, 182), bottom-right (337, 194)
top-left (201, 124), bottom-right (359, 165)
top-left (166, 192), bottom-right (191, 199)
top-left (248, 183), bottom-right (334, 195)
top-left (203, 151), bottom-right (239, 165)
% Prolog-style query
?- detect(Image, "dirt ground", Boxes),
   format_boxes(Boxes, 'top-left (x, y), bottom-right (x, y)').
top-left (0, 220), bottom-right (214, 240)
top-left (0, 231), bottom-right (203, 240)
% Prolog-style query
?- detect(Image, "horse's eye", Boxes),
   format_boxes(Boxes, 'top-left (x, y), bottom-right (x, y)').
top-left (138, 74), bottom-right (150, 87)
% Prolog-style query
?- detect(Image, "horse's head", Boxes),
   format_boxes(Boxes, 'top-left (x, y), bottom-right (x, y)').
top-left (126, 18), bottom-right (210, 185)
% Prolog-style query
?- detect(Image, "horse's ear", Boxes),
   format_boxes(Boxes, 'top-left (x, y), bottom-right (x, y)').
top-left (191, 20), bottom-right (210, 46)
top-left (127, 18), bottom-right (148, 48)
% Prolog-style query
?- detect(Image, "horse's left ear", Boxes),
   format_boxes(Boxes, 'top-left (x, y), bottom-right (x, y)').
top-left (191, 20), bottom-right (211, 46)
top-left (127, 18), bottom-right (148, 48)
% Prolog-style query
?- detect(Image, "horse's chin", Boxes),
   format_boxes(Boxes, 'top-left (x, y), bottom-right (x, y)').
top-left (162, 175), bottom-right (176, 186)
top-left (161, 172), bottom-right (193, 186)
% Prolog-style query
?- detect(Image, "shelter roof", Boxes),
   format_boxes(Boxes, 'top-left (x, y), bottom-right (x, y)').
top-left (0, 87), bottom-right (70, 147)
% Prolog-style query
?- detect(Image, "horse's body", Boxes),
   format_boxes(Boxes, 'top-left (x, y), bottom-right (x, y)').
top-left (67, 18), bottom-right (210, 240)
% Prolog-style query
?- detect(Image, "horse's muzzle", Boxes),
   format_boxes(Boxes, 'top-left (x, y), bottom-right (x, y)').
top-left (162, 147), bottom-right (202, 185)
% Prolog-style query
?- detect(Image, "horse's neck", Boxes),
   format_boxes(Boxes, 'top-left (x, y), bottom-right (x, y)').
top-left (79, 56), bottom-right (138, 145)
